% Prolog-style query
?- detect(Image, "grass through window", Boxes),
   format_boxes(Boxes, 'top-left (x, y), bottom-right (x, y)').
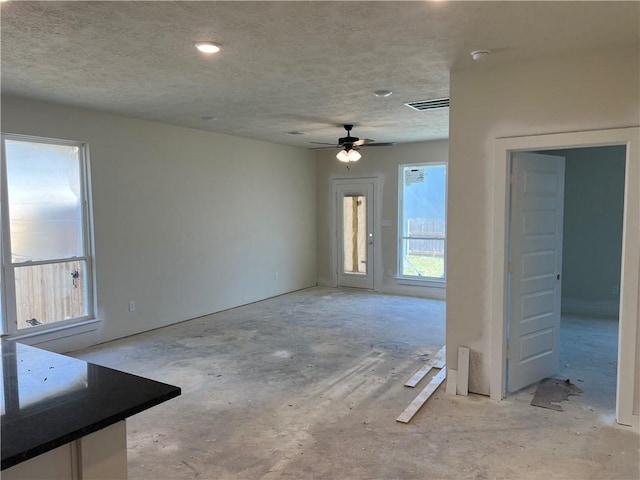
top-left (403, 255), bottom-right (444, 278)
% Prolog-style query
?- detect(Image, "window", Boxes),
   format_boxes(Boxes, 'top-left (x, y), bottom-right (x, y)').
top-left (398, 163), bottom-right (447, 281)
top-left (1, 135), bottom-right (94, 334)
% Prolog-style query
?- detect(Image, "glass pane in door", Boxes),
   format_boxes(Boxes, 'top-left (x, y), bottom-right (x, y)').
top-left (342, 195), bottom-right (367, 275)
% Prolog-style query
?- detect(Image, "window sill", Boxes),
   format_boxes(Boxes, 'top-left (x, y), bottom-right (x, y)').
top-left (4, 318), bottom-right (100, 345)
top-left (395, 277), bottom-right (446, 288)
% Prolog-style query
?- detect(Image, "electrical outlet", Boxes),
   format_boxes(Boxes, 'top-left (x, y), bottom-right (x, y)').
top-left (388, 269), bottom-right (393, 277)
top-left (128, 301), bottom-right (136, 312)
top-left (274, 271), bottom-right (279, 280)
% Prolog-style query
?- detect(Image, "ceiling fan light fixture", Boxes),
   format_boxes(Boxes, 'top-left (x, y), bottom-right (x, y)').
top-left (347, 149), bottom-right (361, 161)
top-left (336, 150), bottom-right (350, 162)
top-left (336, 148), bottom-right (361, 163)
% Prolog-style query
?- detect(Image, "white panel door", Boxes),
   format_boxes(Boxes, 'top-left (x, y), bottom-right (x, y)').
top-left (336, 183), bottom-right (374, 289)
top-left (508, 152), bottom-right (565, 392)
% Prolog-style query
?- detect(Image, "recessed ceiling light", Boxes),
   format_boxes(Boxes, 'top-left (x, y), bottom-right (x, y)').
top-left (194, 42), bottom-right (221, 54)
top-left (471, 50), bottom-right (491, 61)
top-left (373, 90), bottom-right (393, 97)
top-left (287, 131), bottom-right (305, 135)
top-left (201, 115), bottom-right (217, 121)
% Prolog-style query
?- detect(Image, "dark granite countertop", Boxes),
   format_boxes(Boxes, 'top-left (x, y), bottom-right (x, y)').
top-left (1, 341), bottom-right (181, 470)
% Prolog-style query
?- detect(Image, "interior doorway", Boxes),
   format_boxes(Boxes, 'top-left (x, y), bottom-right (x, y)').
top-left (506, 146), bottom-right (625, 414)
top-left (551, 146), bottom-right (625, 412)
top-left (490, 127), bottom-right (639, 427)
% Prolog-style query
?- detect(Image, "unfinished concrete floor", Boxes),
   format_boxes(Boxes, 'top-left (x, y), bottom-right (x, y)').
top-left (73, 287), bottom-right (639, 480)
top-left (559, 315), bottom-right (619, 413)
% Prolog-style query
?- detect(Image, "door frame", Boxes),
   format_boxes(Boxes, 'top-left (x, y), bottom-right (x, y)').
top-left (490, 127), bottom-right (639, 427)
top-left (331, 177), bottom-right (381, 290)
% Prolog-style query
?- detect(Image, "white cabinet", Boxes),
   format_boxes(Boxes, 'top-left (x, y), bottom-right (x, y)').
top-left (3, 421), bottom-right (127, 480)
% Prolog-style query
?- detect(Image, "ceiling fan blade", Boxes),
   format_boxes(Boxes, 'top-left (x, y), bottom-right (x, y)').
top-left (309, 125), bottom-right (397, 151)
top-left (360, 142), bottom-right (397, 147)
top-left (308, 145), bottom-right (340, 150)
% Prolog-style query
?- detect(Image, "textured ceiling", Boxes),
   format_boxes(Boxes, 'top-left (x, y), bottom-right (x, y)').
top-left (1, 1), bottom-right (638, 147)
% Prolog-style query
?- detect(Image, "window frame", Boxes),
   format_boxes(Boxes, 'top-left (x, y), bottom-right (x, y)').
top-left (397, 162), bottom-right (447, 284)
top-left (0, 133), bottom-right (96, 335)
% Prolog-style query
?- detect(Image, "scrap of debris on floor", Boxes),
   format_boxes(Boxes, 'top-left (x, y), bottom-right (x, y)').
top-left (396, 345), bottom-right (473, 423)
top-left (396, 346), bottom-right (447, 423)
top-left (530, 377), bottom-right (583, 411)
top-left (396, 349), bottom-right (585, 421)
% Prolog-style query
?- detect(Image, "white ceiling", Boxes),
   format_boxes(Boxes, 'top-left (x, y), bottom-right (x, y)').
top-left (1, 1), bottom-right (638, 148)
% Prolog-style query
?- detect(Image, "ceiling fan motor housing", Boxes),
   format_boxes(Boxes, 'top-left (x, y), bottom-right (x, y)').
top-left (339, 124), bottom-right (358, 147)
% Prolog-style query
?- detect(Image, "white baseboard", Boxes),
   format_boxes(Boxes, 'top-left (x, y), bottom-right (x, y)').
top-left (561, 297), bottom-right (619, 318)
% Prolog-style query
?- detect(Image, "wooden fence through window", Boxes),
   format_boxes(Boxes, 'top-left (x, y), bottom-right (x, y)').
top-left (14, 260), bottom-right (86, 329)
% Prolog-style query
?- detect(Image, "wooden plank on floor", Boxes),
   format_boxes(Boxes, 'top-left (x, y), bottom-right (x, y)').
top-left (404, 346), bottom-right (446, 388)
top-left (457, 346), bottom-right (470, 396)
top-left (396, 368), bottom-right (447, 423)
top-left (445, 368), bottom-right (458, 395)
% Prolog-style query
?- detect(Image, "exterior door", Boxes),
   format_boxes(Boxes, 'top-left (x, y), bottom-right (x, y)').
top-left (336, 182), bottom-right (374, 289)
top-left (508, 152), bottom-right (565, 392)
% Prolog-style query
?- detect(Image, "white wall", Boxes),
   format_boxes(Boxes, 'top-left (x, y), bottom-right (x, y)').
top-left (447, 46), bottom-right (639, 401)
top-left (316, 140), bottom-right (448, 300)
top-left (1, 96), bottom-right (317, 352)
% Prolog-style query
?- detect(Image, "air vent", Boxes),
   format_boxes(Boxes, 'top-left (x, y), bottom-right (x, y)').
top-left (404, 97), bottom-right (450, 111)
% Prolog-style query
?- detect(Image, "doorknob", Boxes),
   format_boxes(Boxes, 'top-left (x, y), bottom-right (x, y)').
top-left (557, 274), bottom-right (561, 280)
top-left (368, 233), bottom-right (373, 245)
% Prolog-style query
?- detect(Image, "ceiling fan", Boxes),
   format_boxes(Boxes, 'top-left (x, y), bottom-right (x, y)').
top-left (309, 125), bottom-right (396, 162)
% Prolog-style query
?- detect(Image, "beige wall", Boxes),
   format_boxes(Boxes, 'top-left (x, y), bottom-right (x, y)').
top-left (447, 46), bottom-right (639, 401)
top-left (316, 140), bottom-right (448, 300)
top-left (1, 96), bottom-right (317, 352)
